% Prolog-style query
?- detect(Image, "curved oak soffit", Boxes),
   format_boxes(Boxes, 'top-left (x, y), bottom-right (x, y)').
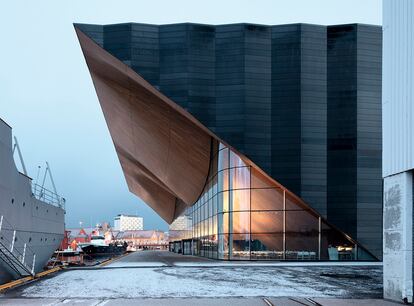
top-left (74, 27), bottom-right (372, 254)
top-left (75, 28), bottom-right (213, 223)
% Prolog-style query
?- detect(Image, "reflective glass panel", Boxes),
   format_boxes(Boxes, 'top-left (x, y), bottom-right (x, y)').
top-left (230, 150), bottom-right (247, 168)
top-left (230, 166), bottom-right (250, 190)
top-left (204, 219), bottom-right (208, 237)
top-left (285, 192), bottom-right (305, 211)
top-left (251, 167), bottom-right (274, 189)
top-left (251, 188), bottom-right (284, 211)
top-left (212, 214), bottom-right (217, 235)
top-left (211, 235), bottom-right (218, 259)
top-left (218, 169), bottom-right (229, 192)
top-left (251, 211), bottom-right (283, 233)
top-left (218, 148), bottom-right (229, 171)
top-left (320, 221), bottom-right (362, 261)
top-left (218, 213), bottom-right (229, 234)
top-left (232, 212), bottom-right (250, 233)
top-left (212, 195), bottom-right (218, 215)
top-left (204, 201), bottom-right (208, 219)
top-left (218, 191), bottom-right (229, 213)
top-left (232, 189), bottom-right (250, 211)
top-left (231, 233), bottom-right (250, 260)
top-left (218, 234), bottom-right (229, 260)
top-left (286, 210), bottom-right (319, 233)
top-left (251, 234), bottom-right (283, 260)
top-left (285, 232), bottom-right (318, 260)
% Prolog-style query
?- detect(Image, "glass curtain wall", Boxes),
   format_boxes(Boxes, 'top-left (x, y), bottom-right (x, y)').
top-left (181, 141), bottom-right (376, 261)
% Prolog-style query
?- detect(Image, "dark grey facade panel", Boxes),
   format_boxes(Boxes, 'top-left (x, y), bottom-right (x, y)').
top-left (327, 24), bottom-right (382, 259)
top-left (271, 23), bottom-right (327, 217)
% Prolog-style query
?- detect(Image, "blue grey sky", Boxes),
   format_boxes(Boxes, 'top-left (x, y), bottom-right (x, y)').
top-left (0, 0), bottom-right (381, 231)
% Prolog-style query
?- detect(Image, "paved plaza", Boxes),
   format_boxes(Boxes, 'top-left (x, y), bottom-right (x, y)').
top-left (0, 251), bottom-right (398, 305)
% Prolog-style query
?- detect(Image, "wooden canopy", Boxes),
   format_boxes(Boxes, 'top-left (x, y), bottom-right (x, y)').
top-left (75, 28), bottom-right (214, 223)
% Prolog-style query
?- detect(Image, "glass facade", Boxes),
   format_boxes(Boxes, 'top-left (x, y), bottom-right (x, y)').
top-left (170, 141), bottom-right (376, 261)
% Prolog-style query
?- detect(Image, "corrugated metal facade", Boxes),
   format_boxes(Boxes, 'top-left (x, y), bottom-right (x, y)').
top-left (383, 0), bottom-right (414, 177)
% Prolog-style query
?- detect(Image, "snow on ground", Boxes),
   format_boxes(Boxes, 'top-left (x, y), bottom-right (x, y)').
top-left (19, 265), bottom-right (382, 299)
top-left (172, 261), bottom-right (382, 267)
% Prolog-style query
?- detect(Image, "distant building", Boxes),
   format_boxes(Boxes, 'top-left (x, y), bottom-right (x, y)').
top-left (114, 230), bottom-right (167, 249)
top-left (114, 214), bottom-right (143, 231)
top-left (169, 215), bottom-right (191, 231)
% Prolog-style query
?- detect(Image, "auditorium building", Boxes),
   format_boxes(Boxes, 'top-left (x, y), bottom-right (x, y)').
top-left (74, 22), bottom-right (382, 261)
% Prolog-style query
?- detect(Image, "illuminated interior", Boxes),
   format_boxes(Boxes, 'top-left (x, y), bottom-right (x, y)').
top-left (170, 140), bottom-right (376, 261)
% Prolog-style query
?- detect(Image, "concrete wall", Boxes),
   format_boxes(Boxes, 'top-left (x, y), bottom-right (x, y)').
top-left (383, 171), bottom-right (413, 302)
top-left (382, 0), bottom-right (414, 302)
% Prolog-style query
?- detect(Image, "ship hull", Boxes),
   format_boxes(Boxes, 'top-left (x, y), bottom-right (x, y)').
top-left (0, 119), bottom-right (65, 283)
top-left (80, 245), bottom-right (125, 258)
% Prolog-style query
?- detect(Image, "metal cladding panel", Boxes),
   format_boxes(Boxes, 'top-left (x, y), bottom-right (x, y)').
top-left (271, 24), bottom-right (327, 217)
top-left (383, 0), bottom-right (414, 177)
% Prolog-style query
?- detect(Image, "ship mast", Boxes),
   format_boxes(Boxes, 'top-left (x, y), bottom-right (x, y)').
top-left (12, 136), bottom-right (28, 176)
top-left (41, 161), bottom-right (59, 196)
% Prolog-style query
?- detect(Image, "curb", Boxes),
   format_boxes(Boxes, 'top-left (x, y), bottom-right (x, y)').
top-left (0, 267), bottom-right (62, 293)
top-left (0, 276), bottom-right (33, 292)
top-left (99, 252), bottom-right (130, 267)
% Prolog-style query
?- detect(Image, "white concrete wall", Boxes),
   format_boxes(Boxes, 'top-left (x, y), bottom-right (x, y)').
top-left (383, 0), bottom-right (414, 178)
top-left (383, 1), bottom-right (414, 301)
top-left (383, 171), bottom-right (413, 302)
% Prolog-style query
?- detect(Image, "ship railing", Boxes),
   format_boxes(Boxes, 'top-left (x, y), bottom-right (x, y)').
top-left (32, 183), bottom-right (65, 210)
top-left (0, 215), bottom-right (37, 276)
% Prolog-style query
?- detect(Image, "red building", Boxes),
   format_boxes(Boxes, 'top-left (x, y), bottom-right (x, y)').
top-left (67, 228), bottom-right (93, 244)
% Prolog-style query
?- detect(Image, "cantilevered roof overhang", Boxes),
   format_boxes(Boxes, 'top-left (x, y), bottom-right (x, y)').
top-left (75, 28), bottom-right (214, 223)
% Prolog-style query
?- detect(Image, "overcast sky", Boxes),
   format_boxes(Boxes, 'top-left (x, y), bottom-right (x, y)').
top-left (0, 0), bottom-right (381, 231)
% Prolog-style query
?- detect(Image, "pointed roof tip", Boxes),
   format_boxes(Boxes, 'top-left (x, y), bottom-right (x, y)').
top-left (72, 23), bottom-right (91, 33)
top-left (73, 23), bottom-right (85, 34)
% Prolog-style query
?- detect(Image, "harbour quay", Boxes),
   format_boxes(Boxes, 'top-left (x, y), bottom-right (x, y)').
top-left (1, 250), bottom-right (393, 306)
